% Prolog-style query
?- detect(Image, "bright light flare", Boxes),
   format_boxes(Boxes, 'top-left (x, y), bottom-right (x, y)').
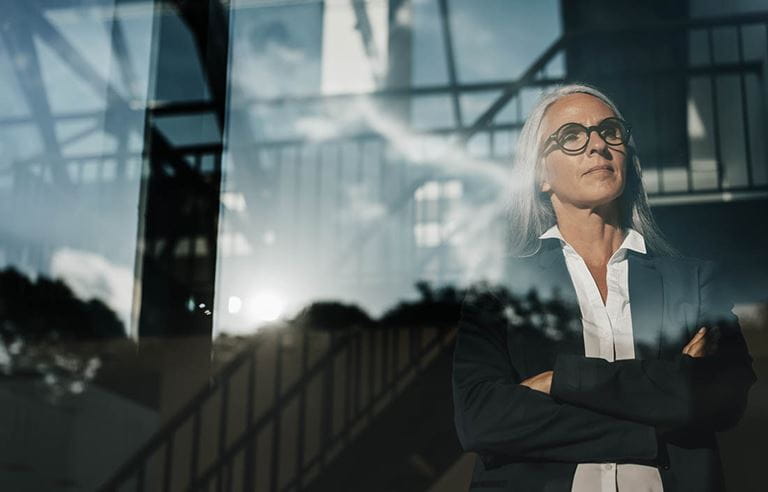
top-left (227, 296), bottom-right (242, 314)
top-left (246, 291), bottom-right (286, 323)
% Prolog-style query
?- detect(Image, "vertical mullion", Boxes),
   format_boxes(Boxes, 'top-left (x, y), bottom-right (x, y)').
top-left (437, 0), bottom-right (463, 128)
top-left (335, 144), bottom-right (343, 279)
top-left (707, 28), bottom-right (725, 191)
top-left (293, 146), bottom-right (304, 275)
top-left (437, 179), bottom-right (444, 284)
top-left (736, 25), bottom-right (754, 187)
top-left (315, 144), bottom-right (324, 274)
top-left (489, 129), bottom-right (496, 158)
top-left (378, 142), bottom-right (389, 286)
top-left (651, 76), bottom-right (665, 195)
top-left (356, 139), bottom-right (365, 285)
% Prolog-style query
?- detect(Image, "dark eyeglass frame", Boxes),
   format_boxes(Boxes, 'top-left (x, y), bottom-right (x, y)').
top-left (539, 117), bottom-right (632, 156)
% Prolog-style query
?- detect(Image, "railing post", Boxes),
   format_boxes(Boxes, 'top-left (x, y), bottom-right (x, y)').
top-left (162, 434), bottom-right (174, 492)
top-left (354, 329), bottom-right (363, 416)
top-left (242, 353), bottom-right (256, 492)
top-left (344, 331), bottom-right (353, 444)
top-left (136, 463), bottom-right (145, 492)
top-left (216, 379), bottom-right (229, 492)
top-left (321, 331), bottom-right (336, 469)
top-left (368, 328), bottom-right (376, 419)
top-left (270, 330), bottom-right (284, 492)
top-left (190, 410), bottom-right (201, 487)
top-left (295, 329), bottom-right (310, 489)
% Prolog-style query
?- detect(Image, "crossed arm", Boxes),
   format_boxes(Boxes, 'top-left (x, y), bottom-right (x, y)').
top-left (521, 325), bottom-right (713, 396)
top-left (452, 292), bottom-right (659, 465)
top-left (452, 261), bottom-right (757, 466)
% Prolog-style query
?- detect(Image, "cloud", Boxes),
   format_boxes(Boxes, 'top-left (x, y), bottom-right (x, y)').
top-left (50, 248), bottom-right (133, 334)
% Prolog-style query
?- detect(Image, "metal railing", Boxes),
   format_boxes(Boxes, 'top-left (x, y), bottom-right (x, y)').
top-left (98, 324), bottom-right (456, 492)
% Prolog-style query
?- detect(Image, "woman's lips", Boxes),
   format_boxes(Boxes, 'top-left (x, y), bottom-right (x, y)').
top-left (584, 165), bottom-right (613, 175)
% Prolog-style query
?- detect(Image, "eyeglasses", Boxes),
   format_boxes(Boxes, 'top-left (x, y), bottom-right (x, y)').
top-left (540, 117), bottom-right (632, 155)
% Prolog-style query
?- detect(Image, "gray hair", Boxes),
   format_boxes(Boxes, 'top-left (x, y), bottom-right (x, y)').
top-left (506, 82), bottom-right (679, 258)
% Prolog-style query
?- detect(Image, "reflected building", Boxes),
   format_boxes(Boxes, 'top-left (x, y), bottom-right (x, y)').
top-left (0, 1), bottom-right (766, 491)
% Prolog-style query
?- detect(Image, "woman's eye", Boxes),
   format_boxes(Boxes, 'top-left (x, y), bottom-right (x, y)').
top-left (601, 122), bottom-right (625, 140)
top-left (561, 130), bottom-right (582, 142)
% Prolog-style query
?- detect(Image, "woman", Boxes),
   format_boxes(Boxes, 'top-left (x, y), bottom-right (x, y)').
top-left (452, 84), bottom-right (756, 492)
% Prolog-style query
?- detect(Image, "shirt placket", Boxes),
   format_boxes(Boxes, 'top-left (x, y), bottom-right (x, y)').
top-left (602, 263), bottom-right (619, 491)
top-left (571, 249), bottom-right (620, 492)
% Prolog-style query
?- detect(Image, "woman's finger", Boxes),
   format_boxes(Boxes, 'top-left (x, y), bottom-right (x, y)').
top-left (683, 327), bottom-right (707, 354)
top-left (685, 326), bottom-right (707, 345)
top-left (691, 326), bottom-right (708, 341)
top-left (686, 334), bottom-right (709, 357)
top-left (685, 327), bottom-right (706, 348)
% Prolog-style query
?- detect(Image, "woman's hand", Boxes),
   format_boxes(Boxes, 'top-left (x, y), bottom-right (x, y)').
top-left (520, 370), bottom-right (554, 394)
top-left (520, 326), bottom-right (717, 395)
top-left (682, 326), bottom-right (719, 358)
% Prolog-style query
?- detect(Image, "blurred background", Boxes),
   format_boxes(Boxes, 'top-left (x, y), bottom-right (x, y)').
top-left (0, 0), bottom-right (767, 490)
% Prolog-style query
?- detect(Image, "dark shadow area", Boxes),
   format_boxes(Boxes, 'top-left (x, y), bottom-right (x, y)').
top-left (0, 268), bottom-right (134, 399)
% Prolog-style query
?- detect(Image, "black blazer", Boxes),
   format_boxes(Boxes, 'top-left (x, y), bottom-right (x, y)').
top-left (452, 239), bottom-right (757, 492)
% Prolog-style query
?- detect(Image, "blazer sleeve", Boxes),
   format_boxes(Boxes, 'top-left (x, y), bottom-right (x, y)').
top-left (452, 286), bottom-right (659, 467)
top-left (550, 260), bottom-right (757, 431)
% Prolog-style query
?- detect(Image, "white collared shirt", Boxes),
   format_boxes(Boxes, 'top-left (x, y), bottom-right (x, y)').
top-left (538, 224), bottom-right (663, 492)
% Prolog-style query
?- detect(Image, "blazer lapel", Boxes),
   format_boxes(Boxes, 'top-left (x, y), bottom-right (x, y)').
top-left (535, 241), bottom-right (585, 357)
top-left (628, 251), bottom-right (664, 360)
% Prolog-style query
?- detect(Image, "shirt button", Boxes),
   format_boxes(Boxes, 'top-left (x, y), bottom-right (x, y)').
top-left (602, 463), bottom-right (614, 471)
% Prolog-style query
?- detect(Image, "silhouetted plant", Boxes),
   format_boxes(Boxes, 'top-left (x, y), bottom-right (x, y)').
top-left (378, 280), bottom-right (465, 329)
top-left (0, 268), bottom-right (127, 398)
top-left (0, 268), bottom-right (124, 341)
top-left (291, 300), bottom-right (376, 331)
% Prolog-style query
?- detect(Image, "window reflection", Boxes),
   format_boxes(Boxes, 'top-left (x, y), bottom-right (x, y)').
top-left (0, 1), bottom-right (766, 491)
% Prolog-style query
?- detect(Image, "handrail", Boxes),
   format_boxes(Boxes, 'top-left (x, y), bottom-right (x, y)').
top-left (97, 324), bottom-right (457, 491)
top-left (97, 335), bottom-right (263, 490)
top-left (187, 326), bottom-right (457, 492)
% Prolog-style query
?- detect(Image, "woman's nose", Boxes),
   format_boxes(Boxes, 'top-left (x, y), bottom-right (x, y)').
top-left (586, 128), bottom-right (608, 154)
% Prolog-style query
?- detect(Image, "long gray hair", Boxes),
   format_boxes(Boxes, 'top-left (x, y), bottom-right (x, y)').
top-left (506, 83), bottom-right (679, 258)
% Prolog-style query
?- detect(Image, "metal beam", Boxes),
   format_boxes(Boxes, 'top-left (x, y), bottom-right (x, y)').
top-left (436, 0), bottom-right (462, 128)
top-left (351, 0), bottom-right (384, 87)
top-left (1, 5), bottom-right (71, 187)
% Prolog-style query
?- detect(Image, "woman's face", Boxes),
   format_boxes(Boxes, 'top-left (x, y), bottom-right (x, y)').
top-left (538, 93), bottom-right (627, 212)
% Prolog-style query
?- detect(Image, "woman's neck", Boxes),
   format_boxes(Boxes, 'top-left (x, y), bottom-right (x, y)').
top-left (552, 201), bottom-right (625, 267)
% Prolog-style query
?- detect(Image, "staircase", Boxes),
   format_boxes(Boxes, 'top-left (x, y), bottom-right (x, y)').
top-left (98, 324), bottom-right (457, 492)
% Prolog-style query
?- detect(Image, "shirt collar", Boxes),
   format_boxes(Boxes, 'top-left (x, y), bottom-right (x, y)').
top-left (538, 224), bottom-right (647, 260)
